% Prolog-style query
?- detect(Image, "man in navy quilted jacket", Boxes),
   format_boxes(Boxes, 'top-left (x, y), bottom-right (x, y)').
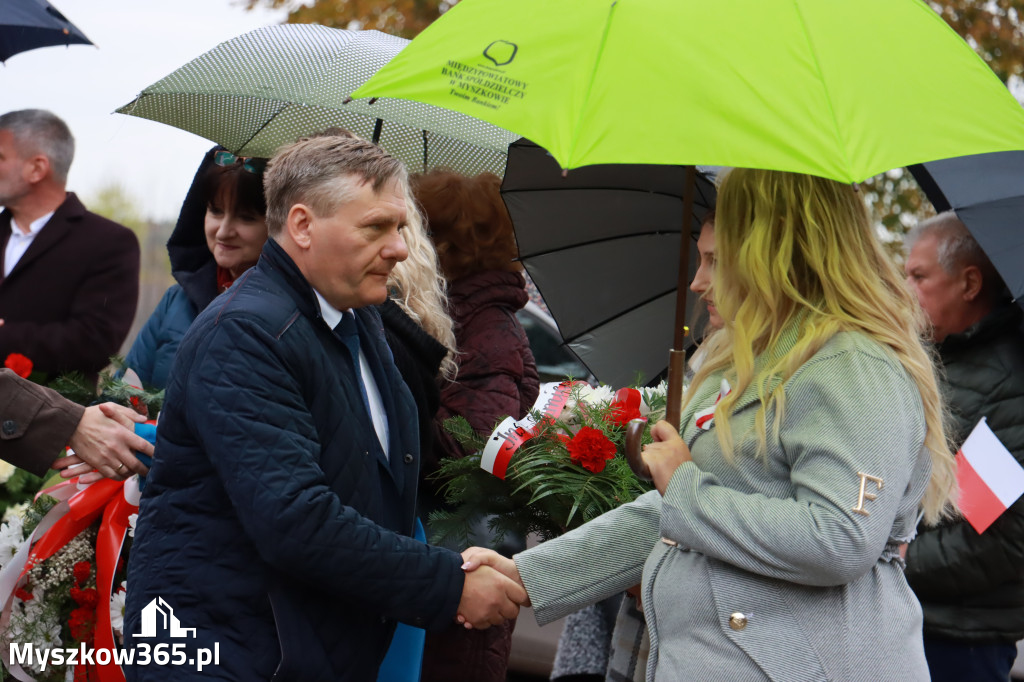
top-left (124, 136), bottom-right (525, 681)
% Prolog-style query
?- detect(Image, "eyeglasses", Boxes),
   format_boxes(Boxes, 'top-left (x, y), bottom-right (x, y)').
top-left (213, 151), bottom-right (267, 174)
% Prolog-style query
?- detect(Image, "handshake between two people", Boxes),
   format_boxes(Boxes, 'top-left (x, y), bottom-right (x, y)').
top-left (454, 547), bottom-right (530, 629)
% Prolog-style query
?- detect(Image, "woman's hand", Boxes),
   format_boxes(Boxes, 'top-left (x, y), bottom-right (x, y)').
top-left (641, 420), bottom-right (692, 496)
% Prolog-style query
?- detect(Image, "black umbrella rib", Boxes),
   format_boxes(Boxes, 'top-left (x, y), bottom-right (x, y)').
top-left (561, 286), bottom-right (680, 342)
top-left (234, 100), bottom-right (291, 154)
top-left (522, 230), bottom-right (687, 260)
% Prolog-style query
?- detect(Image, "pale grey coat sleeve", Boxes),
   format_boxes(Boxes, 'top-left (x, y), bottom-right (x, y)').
top-left (515, 490), bottom-right (662, 625)
top-left (660, 347), bottom-right (926, 586)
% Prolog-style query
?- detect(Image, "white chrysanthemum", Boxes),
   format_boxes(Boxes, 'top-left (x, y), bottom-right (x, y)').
top-left (564, 384), bottom-right (616, 420)
top-left (640, 381), bottom-right (669, 418)
top-left (2, 501), bottom-right (28, 524)
top-left (65, 666), bottom-right (75, 682)
top-left (0, 461), bottom-right (16, 485)
top-left (110, 581), bottom-right (127, 635)
top-left (127, 513), bottom-right (138, 538)
top-left (583, 385), bottom-right (616, 405)
top-left (0, 516), bottom-right (25, 567)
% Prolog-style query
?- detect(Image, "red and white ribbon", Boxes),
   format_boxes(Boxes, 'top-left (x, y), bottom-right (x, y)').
top-left (480, 381), bottom-right (586, 479)
top-left (694, 378), bottom-right (732, 430)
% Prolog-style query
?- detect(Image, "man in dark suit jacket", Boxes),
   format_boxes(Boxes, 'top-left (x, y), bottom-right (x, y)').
top-left (0, 109), bottom-right (140, 385)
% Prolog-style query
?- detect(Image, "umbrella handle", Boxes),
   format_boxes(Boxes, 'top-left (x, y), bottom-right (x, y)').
top-left (625, 419), bottom-right (652, 481)
top-left (625, 349), bottom-right (687, 481)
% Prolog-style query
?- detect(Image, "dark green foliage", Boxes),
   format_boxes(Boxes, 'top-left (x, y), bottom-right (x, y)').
top-left (428, 390), bottom-right (656, 547)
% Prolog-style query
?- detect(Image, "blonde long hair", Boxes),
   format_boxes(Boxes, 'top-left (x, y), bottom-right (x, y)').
top-left (389, 187), bottom-right (458, 380)
top-left (688, 168), bottom-right (957, 524)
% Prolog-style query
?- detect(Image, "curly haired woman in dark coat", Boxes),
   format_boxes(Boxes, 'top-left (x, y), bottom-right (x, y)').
top-left (413, 170), bottom-right (540, 682)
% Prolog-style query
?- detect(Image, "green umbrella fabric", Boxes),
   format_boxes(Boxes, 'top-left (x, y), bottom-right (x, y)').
top-left (116, 24), bottom-right (518, 176)
top-left (353, 0), bottom-right (1024, 182)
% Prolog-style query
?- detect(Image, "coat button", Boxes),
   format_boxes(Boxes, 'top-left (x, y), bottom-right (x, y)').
top-left (729, 612), bottom-right (748, 631)
top-left (2, 420), bottom-right (16, 436)
top-left (660, 537), bottom-right (678, 547)
top-left (403, 453), bottom-right (414, 464)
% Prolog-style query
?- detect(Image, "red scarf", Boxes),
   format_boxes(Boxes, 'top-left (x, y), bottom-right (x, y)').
top-left (216, 266), bottom-right (235, 293)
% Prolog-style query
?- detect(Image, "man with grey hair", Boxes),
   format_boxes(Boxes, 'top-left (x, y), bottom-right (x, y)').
top-left (0, 109), bottom-right (140, 384)
top-left (124, 135), bottom-right (525, 682)
top-left (904, 211), bottom-right (1024, 682)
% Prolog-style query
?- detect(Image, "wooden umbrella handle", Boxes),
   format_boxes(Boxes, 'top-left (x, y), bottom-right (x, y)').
top-left (625, 418), bottom-right (652, 481)
top-left (625, 349), bottom-right (686, 481)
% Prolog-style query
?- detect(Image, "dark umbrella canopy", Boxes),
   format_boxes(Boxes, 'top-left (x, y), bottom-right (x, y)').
top-left (0, 0), bottom-right (92, 63)
top-left (501, 139), bottom-right (716, 388)
top-left (909, 150), bottom-right (1024, 301)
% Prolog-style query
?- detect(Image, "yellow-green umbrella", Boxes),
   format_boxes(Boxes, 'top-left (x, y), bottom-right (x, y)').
top-left (353, 0), bottom-right (1024, 450)
top-left (353, 0), bottom-right (1024, 182)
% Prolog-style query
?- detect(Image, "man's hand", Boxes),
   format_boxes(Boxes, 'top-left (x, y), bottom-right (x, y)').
top-left (641, 420), bottom-right (692, 496)
top-left (460, 547), bottom-right (526, 594)
top-left (456, 563), bottom-right (527, 630)
top-left (52, 403), bottom-right (152, 483)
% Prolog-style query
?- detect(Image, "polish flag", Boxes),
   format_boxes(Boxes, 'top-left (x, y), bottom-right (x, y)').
top-left (955, 418), bottom-right (1024, 534)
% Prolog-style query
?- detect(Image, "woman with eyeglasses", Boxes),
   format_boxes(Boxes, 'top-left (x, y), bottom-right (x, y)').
top-left (123, 148), bottom-right (268, 389)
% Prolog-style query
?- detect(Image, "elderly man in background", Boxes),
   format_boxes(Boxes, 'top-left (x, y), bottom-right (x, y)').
top-left (125, 136), bottom-right (524, 682)
top-left (904, 211), bottom-right (1024, 682)
top-left (0, 109), bottom-right (140, 385)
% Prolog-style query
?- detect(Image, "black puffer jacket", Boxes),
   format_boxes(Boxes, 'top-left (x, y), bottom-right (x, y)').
top-left (905, 301), bottom-right (1024, 642)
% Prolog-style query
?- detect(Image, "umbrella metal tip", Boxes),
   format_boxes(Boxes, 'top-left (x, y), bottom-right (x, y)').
top-left (560, 168), bottom-right (568, 178)
top-left (342, 96), bottom-right (352, 105)
top-left (369, 97), bottom-right (378, 105)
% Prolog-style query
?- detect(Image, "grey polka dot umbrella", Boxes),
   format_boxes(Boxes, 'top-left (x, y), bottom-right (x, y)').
top-left (115, 24), bottom-right (517, 176)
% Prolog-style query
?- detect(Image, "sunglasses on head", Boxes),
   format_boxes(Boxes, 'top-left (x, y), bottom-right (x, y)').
top-left (213, 151), bottom-right (267, 174)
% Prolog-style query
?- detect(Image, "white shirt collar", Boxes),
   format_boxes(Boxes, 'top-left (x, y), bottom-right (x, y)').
top-left (312, 290), bottom-right (352, 330)
top-left (10, 210), bottom-right (54, 238)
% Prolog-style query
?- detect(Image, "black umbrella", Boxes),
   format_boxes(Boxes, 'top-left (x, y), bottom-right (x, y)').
top-left (0, 0), bottom-right (92, 64)
top-left (909, 150), bottom-right (1024, 302)
top-left (500, 139), bottom-right (717, 389)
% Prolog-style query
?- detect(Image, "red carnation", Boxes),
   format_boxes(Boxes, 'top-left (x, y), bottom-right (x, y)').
top-left (73, 561), bottom-right (91, 586)
top-left (3, 353), bottom-right (32, 379)
top-left (606, 388), bottom-right (644, 426)
top-left (567, 426), bottom-right (617, 474)
top-left (70, 586), bottom-right (98, 608)
top-left (13, 587), bottom-right (33, 602)
top-left (69, 606), bottom-right (96, 642)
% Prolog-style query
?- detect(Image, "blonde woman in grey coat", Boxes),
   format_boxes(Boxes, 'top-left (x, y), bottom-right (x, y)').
top-left (460, 168), bottom-right (959, 682)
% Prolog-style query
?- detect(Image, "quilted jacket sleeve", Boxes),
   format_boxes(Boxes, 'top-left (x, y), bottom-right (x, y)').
top-left (183, 317), bottom-right (464, 630)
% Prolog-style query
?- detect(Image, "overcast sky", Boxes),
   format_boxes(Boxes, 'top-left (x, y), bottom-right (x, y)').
top-left (3, 0), bottom-right (288, 222)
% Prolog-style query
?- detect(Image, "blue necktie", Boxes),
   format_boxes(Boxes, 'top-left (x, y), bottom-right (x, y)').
top-left (334, 313), bottom-right (371, 416)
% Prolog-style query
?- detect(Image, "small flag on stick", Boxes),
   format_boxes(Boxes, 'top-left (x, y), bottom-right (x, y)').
top-left (956, 418), bottom-right (1024, 534)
